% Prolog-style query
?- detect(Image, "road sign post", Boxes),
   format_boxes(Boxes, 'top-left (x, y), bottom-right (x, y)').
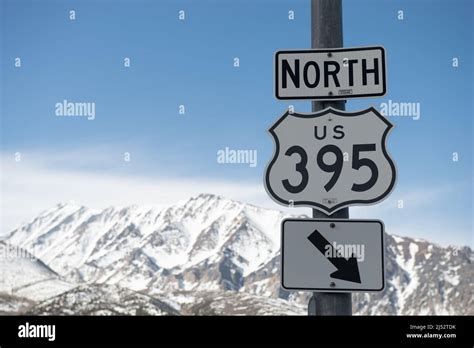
top-left (310, 0), bottom-right (350, 316)
top-left (264, 0), bottom-right (395, 316)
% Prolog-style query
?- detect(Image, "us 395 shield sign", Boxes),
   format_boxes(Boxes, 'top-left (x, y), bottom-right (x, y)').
top-left (264, 107), bottom-right (396, 214)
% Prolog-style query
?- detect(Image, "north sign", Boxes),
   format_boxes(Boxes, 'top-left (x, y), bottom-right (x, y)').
top-left (275, 46), bottom-right (386, 100)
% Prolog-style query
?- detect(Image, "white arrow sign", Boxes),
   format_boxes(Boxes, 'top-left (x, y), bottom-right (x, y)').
top-left (281, 218), bottom-right (385, 292)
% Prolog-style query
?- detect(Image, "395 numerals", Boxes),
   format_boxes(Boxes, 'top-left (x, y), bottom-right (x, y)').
top-left (282, 144), bottom-right (379, 193)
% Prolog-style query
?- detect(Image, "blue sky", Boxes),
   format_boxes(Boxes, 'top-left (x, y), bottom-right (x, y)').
top-left (1, 0), bottom-right (472, 247)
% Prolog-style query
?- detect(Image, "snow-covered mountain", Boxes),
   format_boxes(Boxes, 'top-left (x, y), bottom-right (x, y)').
top-left (2, 194), bottom-right (473, 315)
top-left (6, 194), bottom-right (287, 291)
top-left (0, 241), bottom-right (74, 301)
top-left (26, 284), bottom-right (179, 315)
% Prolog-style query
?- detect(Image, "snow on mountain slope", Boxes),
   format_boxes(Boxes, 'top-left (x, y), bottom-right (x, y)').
top-left (5, 194), bottom-right (473, 315)
top-left (177, 290), bottom-right (305, 315)
top-left (0, 241), bottom-right (74, 301)
top-left (7, 194), bottom-right (288, 290)
top-left (0, 293), bottom-right (34, 314)
top-left (26, 284), bottom-right (179, 315)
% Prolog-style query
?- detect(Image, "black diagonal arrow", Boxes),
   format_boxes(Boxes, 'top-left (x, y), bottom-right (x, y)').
top-left (307, 228), bottom-right (361, 284)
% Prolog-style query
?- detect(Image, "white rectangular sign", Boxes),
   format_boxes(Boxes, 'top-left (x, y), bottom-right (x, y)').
top-left (281, 218), bottom-right (385, 292)
top-left (275, 46), bottom-right (386, 100)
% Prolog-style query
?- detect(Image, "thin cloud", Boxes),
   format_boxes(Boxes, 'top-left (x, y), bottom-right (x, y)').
top-left (0, 153), bottom-right (268, 234)
top-left (0, 152), bottom-right (471, 247)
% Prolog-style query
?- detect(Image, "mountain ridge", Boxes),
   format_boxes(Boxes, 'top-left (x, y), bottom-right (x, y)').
top-left (3, 194), bottom-right (473, 315)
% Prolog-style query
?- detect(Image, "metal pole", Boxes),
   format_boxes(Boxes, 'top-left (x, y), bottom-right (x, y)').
top-left (308, 0), bottom-right (352, 316)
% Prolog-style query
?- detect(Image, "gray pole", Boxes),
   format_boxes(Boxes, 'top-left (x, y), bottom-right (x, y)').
top-left (307, 0), bottom-right (352, 316)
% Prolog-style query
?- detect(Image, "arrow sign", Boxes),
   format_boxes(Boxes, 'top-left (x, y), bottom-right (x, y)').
top-left (281, 218), bottom-right (385, 292)
top-left (307, 229), bottom-right (361, 283)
